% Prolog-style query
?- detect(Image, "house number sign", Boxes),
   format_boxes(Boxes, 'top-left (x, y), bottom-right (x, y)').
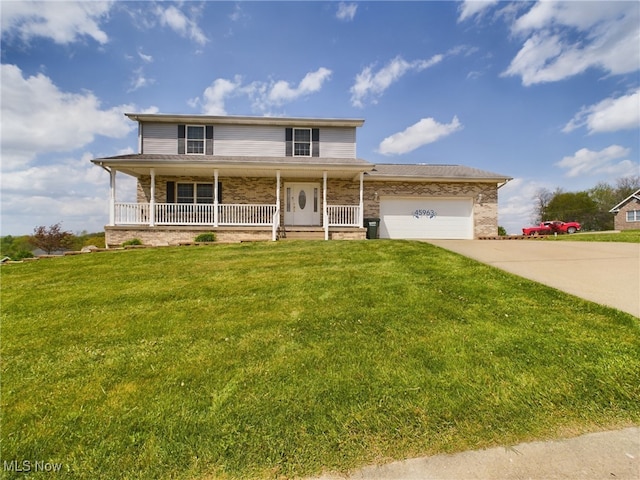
top-left (413, 209), bottom-right (437, 219)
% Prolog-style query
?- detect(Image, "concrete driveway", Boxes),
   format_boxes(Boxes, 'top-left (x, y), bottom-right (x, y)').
top-left (425, 239), bottom-right (639, 318)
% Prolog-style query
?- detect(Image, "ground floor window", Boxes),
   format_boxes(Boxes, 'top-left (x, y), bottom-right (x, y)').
top-left (626, 210), bottom-right (640, 222)
top-left (176, 183), bottom-right (215, 203)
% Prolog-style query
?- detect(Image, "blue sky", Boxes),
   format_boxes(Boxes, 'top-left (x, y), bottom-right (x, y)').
top-left (1, 0), bottom-right (639, 236)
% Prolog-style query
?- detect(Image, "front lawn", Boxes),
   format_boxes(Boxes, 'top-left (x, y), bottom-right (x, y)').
top-left (547, 230), bottom-right (640, 242)
top-left (2, 241), bottom-right (639, 479)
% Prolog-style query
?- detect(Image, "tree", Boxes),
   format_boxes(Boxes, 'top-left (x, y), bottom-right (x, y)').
top-left (30, 223), bottom-right (74, 254)
top-left (532, 187), bottom-right (555, 223)
top-left (1, 235), bottom-right (34, 260)
top-left (544, 191), bottom-right (598, 229)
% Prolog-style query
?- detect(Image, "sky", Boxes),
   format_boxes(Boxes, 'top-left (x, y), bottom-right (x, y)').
top-left (1, 0), bottom-right (639, 236)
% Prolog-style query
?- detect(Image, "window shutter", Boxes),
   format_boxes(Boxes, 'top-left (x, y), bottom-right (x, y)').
top-left (217, 181), bottom-right (222, 203)
top-left (166, 181), bottom-right (175, 203)
top-left (312, 128), bottom-right (320, 157)
top-left (206, 126), bottom-right (213, 155)
top-left (285, 128), bottom-right (293, 156)
top-left (177, 125), bottom-right (186, 154)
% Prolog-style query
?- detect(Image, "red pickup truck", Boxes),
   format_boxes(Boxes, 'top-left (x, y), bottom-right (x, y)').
top-left (522, 221), bottom-right (581, 236)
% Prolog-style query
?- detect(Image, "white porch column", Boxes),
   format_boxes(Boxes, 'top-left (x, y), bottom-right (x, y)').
top-left (323, 171), bottom-right (328, 240)
top-left (273, 170), bottom-right (281, 241)
top-left (109, 168), bottom-right (116, 227)
top-left (149, 168), bottom-right (155, 226)
top-left (359, 171), bottom-right (364, 228)
top-left (214, 169), bottom-right (219, 227)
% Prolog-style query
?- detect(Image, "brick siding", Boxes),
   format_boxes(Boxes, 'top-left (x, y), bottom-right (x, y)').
top-left (131, 176), bottom-right (500, 241)
top-left (614, 197), bottom-right (640, 231)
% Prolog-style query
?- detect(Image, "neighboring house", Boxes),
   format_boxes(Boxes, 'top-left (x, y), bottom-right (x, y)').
top-left (91, 114), bottom-right (511, 247)
top-left (609, 189), bottom-right (640, 231)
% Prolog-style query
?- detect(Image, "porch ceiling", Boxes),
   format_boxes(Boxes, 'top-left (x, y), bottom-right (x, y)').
top-left (92, 154), bottom-right (372, 179)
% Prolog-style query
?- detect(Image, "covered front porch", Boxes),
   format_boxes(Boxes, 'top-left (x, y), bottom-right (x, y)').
top-left (94, 156), bottom-right (370, 245)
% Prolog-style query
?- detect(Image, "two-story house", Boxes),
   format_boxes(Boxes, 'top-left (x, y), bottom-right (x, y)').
top-left (91, 114), bottom-right (511, 247)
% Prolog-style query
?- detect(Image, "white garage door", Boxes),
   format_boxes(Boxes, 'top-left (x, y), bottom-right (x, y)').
top-left (379, 197), bottom-right (473, 239)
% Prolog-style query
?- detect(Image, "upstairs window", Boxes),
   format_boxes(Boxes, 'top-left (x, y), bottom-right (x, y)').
top-left (294, 128), bottom-right (311, 156)
top-left (187, 126), bottom-right (205, 154)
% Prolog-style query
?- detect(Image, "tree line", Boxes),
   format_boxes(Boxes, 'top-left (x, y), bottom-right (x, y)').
top-left (1, 223), bottom-right (105, 260)
top-left (533, 176), bottom-right (640, 231)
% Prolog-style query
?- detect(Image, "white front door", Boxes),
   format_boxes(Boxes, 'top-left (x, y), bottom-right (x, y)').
top-left (284, 183), bottom-right (321, 226)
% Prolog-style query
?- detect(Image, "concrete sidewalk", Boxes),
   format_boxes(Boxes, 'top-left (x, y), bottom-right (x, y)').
top-left (312, 427), bottom-right (640, 480)
top-left (425, 240), bottom-right (639, 317)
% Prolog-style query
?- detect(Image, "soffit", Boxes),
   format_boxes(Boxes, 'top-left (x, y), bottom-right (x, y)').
top-left (125, 113), bottom-right (365, 128)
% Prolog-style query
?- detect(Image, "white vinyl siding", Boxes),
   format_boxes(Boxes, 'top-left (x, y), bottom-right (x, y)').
top-left (214, 125), bottom-right (284, 157)
top-left (320, 127), bottom-right (356, 158)
top-left (140, 123), bottom-right (358, 158)
top-left (142, 123), bottom-right (177, 154)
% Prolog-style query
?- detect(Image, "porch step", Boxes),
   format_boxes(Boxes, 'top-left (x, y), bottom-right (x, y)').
top-left (280, 229), bottom-right (325, 240)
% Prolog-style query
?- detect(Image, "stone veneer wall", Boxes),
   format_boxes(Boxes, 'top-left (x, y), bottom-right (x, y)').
top-left (105, 226), bottom-right (272, 247)
top-left (613, 197), bottom-right (640, 231)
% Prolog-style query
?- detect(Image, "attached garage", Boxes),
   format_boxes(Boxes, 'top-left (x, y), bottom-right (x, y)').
top-left (364, 164), bottom-right (512, 239)
top-left (379, 197), bottom-right (473, 239)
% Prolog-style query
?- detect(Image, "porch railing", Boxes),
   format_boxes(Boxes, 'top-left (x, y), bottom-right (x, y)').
top-left (155, 203), bottom-right (215, 225)
top-left (219, 204), bottom-right (277, 226)
top-left (115, 203), bottom-right (150, 225)
top-left (114, 203), bottom-right (278, 227)
top-left (114, 203), bottom-right (360, 233)
top-left (327, 205), bottom-right (361, 227)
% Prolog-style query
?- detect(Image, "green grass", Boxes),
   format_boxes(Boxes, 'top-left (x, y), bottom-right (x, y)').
top-left (2, 241), bottom-right (639, 479)
top-left (545, 230), bottom-right (640, 243)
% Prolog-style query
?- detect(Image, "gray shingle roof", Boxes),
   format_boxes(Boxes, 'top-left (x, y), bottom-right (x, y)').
top-left (366, 163), bottom-right (511, 181)
top-left (92, 154), bottom-right (372, 168)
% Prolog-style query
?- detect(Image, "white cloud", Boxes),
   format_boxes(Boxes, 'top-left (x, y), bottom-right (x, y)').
top-left (267, 68), bottom-right (332, 105)
top-left (128, 67), bottom-right (155, 92)
top-left (503, 1), bottom-right (640, 85)
top-left (458, 0), bottom-right (499, 23)
top-left (555, 145), bottom-right (635, 178)
top-left (378, 116), bottom-right (463, 155)
top-left (155, 5), bottom-right (208, 45)
top-left (563, 89), bottom-right (640, 134)
top-left (0, 64), bottom-right (138, 171)
top-left (498, 178), bottom-right (551, 233)
top-left (194, 77), bottom-right (244, 115)
top-left (0, 152), bottom-right (138, 235)
top-left (138, 49), bottom-right (153, 63)
top-left (336, 2), bottom-right (358, 22)
top-left (350, 55), bottom-right (443, 108)
top-left (191, 69), bottom-right (332, 114)
top-left (1, 1), bottom-right (112, 45)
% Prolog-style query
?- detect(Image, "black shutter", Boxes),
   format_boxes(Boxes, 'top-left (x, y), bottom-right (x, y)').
top-left (285, 128), bottom-right (293, 156)
top-left (217, 181), bottom-right (222, 203)
top-left (166, 181), bottom-right (175, 203)
top-left (178, 125), bottom-right (186, 154)
top-left (206, 126), bottom-right (213, 155)
top-left (312, 128), bottom-right (320, 157)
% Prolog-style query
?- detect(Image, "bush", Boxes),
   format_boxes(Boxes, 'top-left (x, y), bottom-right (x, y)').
top-left (13, 250), bottom-right (35, 261)
top-left (195, 233), bottom-right (216, 242)
top-left (498, 226), bottom-right (507, 236)
top-left (122, 238), bottom-right (143, 246)
top-left (82, 235), bottom-right (106, 248)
